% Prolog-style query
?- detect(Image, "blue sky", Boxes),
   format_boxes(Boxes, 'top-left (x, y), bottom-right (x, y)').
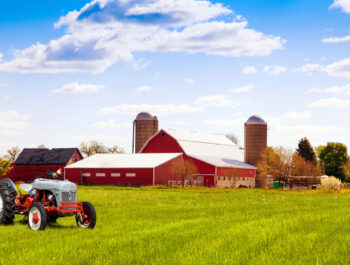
top-left (1, 0), bottom-right (350, 154)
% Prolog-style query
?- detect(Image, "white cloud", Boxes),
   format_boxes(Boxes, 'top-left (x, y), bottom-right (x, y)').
top-left (136, 85), bottom-right (152, 92)
top-left (242, 66), bottom-right (256, 74)
top-left (0, 0), bottom-right (285, 74)
top-left (308, 97), bottom-right (350, 109)
top-left (264, 66), bottom-right (287, 75)
top-left (322, 35), bottom-right (350, 43)
top-left (184, 78), bottom-right (194, 85)
top-left (293, 64), bottom-right (322, 73)
top-left (307, 84), bottom-right (350, 95)
top-left (330, 0), bottom-right (350, 14)
top-left (0, 111), bottom-right (31, 133)
top-left (53, 82), bottom-right (104, 94)
top-left (324, 58), bottom-right (350, 78)
top-left (202, 118), bottom-right (245, 126)
top-left (267, 111), bottom-right (311, 124)
top-left (97, 103), bottom-right (204, 116)
top-left (194, 94), bottom-right (232, 107)
top-left (230, 84), bottom-right (254, 93)
top-left (92, 120), bottom-right (131, 129)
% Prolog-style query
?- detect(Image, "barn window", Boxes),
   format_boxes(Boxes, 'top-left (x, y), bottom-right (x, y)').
top-left (126, 173), bottom-right (136, 177)
top-left (96, 173), bottom-right (106, 177)
top-left (243, 177), bottom-right (245, 181)
top-left (161, 133), bottom-right (165, 136)
top-left (111, 173), bottom-right (120, 177)
top-left (82, 173), bottom-right (91, 177)
top-left (218, 176), bottom-right (220, 180)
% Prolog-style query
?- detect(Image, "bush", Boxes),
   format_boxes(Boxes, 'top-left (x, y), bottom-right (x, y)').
top-left (321, 176), bottom-right (342, 191)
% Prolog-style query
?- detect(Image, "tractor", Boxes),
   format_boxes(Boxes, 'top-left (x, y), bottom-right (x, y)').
top-left (0, 178), bottom-right (96, 230)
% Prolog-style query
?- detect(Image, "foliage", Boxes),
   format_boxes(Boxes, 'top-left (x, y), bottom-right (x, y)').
top-left (0, 159), bottom-right (13, 177)
top-left (318, 142), bottom-right (348, 181)
top-left (296, 137), bottom-right (317, 164)
top-left (221, 168), bottom-right (241, 188)
top-left (2, 146), bottom-right (21, 162)
top-left (80, 140), bottom-right (124, 157)
top-left (342, 159), bottom-right (350, 182)
top-left (291, 154), bottom-right (321, 177)
top-left (170, 158), bottom-right (199, 186)
top-left (225, 133), bottom-right (239, 145)
top-left (257, 146), bottom-right (293, 182)
top-left (321, 176), bottom-right (342, 191)
top-left (37, 144), bottom-right (47, 149)
top-left (0, 186), bottom-right (350, 265)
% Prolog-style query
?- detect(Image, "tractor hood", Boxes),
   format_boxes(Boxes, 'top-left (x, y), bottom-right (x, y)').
top-left (32, 178), bottom-right (77, 192)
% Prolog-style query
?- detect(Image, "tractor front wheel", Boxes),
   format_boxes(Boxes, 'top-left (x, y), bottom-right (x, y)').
top-left (0, 182), bottom-right (16, 225)
top-left (28, 202), bottom-right (47, 230)
top-left (76, 202), bottom-right (96, 229)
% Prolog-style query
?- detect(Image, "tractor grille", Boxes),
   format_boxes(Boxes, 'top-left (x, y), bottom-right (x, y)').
top-left (61, 191), bottom-right (77, 203)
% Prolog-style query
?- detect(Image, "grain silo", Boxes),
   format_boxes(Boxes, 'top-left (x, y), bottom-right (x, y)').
top-left (132, 112), bottom-right (159, 153)
top-left (244, 115), bottom-right (267, 167)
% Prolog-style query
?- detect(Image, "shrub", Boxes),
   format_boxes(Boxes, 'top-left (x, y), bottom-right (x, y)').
top-left (321, 176), bottom-right (342, 191)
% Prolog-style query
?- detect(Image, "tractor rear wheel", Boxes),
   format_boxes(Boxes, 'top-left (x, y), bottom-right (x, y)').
top-left (76, 201), bottom-right (96, 229)
top-left (28, 202), bottom-right (47, 230)
top-left (0, 182), bottom-right (16, 225)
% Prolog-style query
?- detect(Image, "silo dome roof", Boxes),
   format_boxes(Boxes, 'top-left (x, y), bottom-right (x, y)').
top-left (136, 112), bottom-right (157, 120)
top-left (245, 115), bottom-right (267, 125)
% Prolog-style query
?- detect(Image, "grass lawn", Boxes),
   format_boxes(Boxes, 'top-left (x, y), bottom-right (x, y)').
top-left (0, 186), bottom-right (349, 265)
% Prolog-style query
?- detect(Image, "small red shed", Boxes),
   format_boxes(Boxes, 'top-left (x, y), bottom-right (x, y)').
top-left (14, 148), bottom-right (83, 182)
top-left (140, 129), bottom-right (256, 187)
top-left (65, 153), bottom-right (183, 186)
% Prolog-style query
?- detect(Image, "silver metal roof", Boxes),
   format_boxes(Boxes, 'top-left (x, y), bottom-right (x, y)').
top-left (135, 112), bottom-right (157, 120)
top-left (245, 115), bottom-right (267, 125)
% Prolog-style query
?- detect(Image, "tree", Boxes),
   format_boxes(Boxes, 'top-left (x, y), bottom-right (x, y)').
top-left (296, 138), bottom-right (317, 164)
top-left (291, 154), bottom-right (321, 177)
top-left (0, 159), bottom-right (12, 178)
top-left (222, 168), bottom-right (241, 188)
top-left (170, 158), bottom-right (199, 186)
top-left (225, 133), bottom-right (239, 145)
top-left (108, 145), bottom-right (125, 154)
top-left (80, 140), bottom-right (108, 157)
top-left (37, 144), bottom-right (47, 149)
top-left (257, 146), bottom-right (293, 183)
top-left (2, 146), bottom-right (21, 162)
top-left (318, 142), bottom-right (348, 181)
top-left (341, 159), bottom-right (350, 182)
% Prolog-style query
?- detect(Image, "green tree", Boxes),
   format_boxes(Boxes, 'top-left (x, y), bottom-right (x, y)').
top-left (318, 142), bottom-right (348, 181)
top-left (296, 137), bottom-right (317, 164)
top-left (0, 159), bottom-right (13, 177)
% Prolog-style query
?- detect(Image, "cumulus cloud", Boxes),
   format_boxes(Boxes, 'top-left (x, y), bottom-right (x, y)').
top-left (324, 58), bottom-right (350, 78)
top-left (242, 66), bottom-right (256, 74)
top-left (202, 118), bottom-right (244, 126)
top-left (136, 85), bottom-right (152, 92)
top-left (293, 64), bottom-right (322, 73)
top-left (0, 0), bottom-right (285, 74)
top-left (92, 120), bottom-right (131, 128)
top-left (53, 82), bottom-right (104, 94)
top-left (0, 111), bottom-right (31, 133)
top-left (322, 35), bottom-right (350, 43)
top-left (97, 103), bottom-right (204, 115)
top-left (194, 94), bottom-right (233, 107)
top-left (264, 65), bottom-right (287, 75)
top-left (230, 84), bottom-right (254, 93)
top-left (330, 0), bottom-right (350, 14)
top-left (308, 97), bottom-right (350, 109)
top-left (184, 78), bottom-right (194, 84)
top-left (307, 84), bottom-right (350, 95)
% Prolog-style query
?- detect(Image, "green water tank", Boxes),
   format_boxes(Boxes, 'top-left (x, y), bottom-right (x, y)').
top-left (273, 181), bottom-right (280, 189)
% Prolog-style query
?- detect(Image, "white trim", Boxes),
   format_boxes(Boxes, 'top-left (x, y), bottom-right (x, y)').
top-left (153, 168), bottom-right (155, 186)
top-left (126, 173), bottom-right (136, 177)
top-left (82, 173), bottom-right (91, 177)
top-left (96, 173), bottom-right (105, 177)
top-left (111, 173), bottom-right (120, 177)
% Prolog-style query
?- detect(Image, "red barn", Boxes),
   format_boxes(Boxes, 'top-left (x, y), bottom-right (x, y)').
top-left (65, 153), bottom-right (183, 185)
top-left (14, 148), bottom-right (83, 182)
top-left (140, 129), bottom-right (256, 187)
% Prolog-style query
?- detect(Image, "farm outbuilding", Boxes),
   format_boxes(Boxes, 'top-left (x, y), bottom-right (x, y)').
top-left (13, 148), bottom-right (83, 182)
top-left (65, 153), bottom-right (183, 186)
top-left (140, 129), bottom-right (256, 187)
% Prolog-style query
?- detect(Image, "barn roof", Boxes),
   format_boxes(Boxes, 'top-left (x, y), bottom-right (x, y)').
top-left (15, 148), bottom-right (80, 165)
top-left (190, 155), bottom-right (256, 169)
top-left (65, 153), bottom-right (182, 169)
top-left (163, 129), bottom-right (244, 161)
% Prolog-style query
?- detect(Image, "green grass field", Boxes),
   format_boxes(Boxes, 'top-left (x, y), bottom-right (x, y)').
top-left (0, 186), bottom-right (349, 265)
